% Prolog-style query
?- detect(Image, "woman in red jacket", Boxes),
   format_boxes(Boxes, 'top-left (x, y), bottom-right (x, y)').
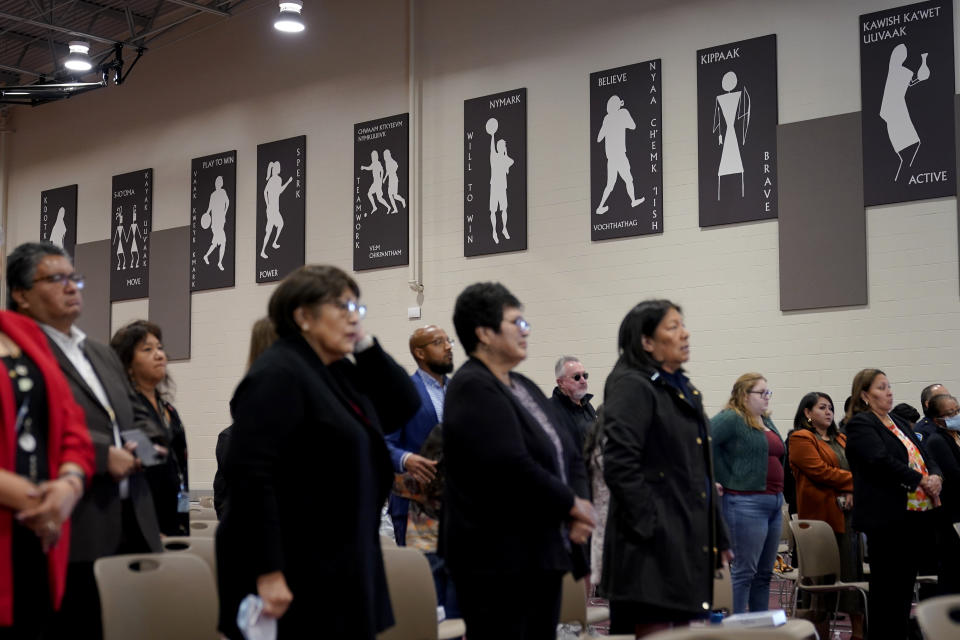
top-left (788, 391), bottom-right (863, 639)
top-left (0, 311), bottom-right (94, 639)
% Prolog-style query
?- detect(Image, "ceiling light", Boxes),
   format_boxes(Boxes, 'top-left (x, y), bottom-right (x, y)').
top-left (64, 41), bottom-right (92, 72)
top-left (274, 0), bottom-right (305, 33)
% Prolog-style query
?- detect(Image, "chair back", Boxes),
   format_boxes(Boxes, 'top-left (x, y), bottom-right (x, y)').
top-left (780, 508), bottom-right (794, 549)
top-left (189, 520), bottom-right (218, 537)
top-left (789, 519), bottom-right (841, 581)
top-left (377, 546), bottom-right (439, 640)
top-left (559, 571), bottom-right (588, 628)
top-left (915, 594), bottom-right (960, 640)
top-left (713, 567), bottom-right (733, 613)
top-left (163, 536), bottom-right (217, 579)
top-left (645, 619), bottom-right (816, 639)
top-left (190, 505), bottom-right (218, 521)
top-left (94, 553), bottom-right (218, 640)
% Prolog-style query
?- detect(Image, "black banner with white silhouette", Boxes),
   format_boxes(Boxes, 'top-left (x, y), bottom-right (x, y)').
top-left (191, 150), bottom-right (237, 291)
top-left (256, 136), bottom-right (305, 283)
top-left (860, 0), bottom-right (955, 206)
top-left (110, 169), bottom-right (152, 301)
top-left (464, 88), bottom-right (527, 256)
top-left (697, 34), bottom-right (778, 227)
top-left (353, 114), bottom-right (409, 271)
top-left (590, 60), bottom-right (663, 241)
top-left (41, 184), bottom-right (77, 257)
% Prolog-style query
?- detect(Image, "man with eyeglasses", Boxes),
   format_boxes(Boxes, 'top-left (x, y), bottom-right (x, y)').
top-left (7, 242), bottom-right (162, 639)
top-left (551, 356), bottom-right (597, 461)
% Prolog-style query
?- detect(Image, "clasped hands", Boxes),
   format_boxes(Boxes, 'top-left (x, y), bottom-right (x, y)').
top-left (568, 496), bottom-right (597, 545)
top-left (16, 475), bottom-right (83, 552)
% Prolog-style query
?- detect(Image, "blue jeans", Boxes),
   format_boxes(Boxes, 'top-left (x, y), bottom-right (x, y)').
top-left (722, 492), bottom-right (783, 613)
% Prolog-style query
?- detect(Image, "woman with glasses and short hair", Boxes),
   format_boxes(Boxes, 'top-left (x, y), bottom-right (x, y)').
top-left (442, 282), bottom-right (595, 640)
top-left (917, 392), bottom-right (960, 595)
top-left (711, 373), bottom-right (784, 614)
top-left (215, 265), bottom-right (420, 640)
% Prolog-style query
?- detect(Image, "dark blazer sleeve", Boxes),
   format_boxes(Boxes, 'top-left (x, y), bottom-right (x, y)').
top-left (226, 362), bottom-right (307, 577)
top-left (348, 340), bottom-right (420, 435)
top-left (602, 369), bottom-right (658, 540)
top-left (846, 413), bottom-right (923, 490)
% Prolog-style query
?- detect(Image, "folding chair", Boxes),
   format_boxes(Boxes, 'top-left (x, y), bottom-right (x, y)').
top-left (377, 545), bottom-right (466, 640)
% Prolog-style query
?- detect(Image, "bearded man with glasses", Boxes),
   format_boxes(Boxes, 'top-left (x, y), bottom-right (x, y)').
top-left (551, 356), bottom-right (597, 466)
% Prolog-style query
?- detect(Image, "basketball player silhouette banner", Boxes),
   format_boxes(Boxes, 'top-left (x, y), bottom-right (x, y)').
top-left (191, 150), bottom-right (237, 291)
top-left (860, 0), bottom-right (955, 206)
top-left (256, 136), bottom-right (305, 283)
top-left (697, 34), bottom-right (778, 227)
top-left (41, 184), bottom-right (77, 258)
top-left (110, 169), bottom-right (152, 302)
top-left (590, 60), bottom-right (663, 241)
top-left (464, 88), bottom-right (527, 257)
top-left (353, 113), bottom-right (409, 271)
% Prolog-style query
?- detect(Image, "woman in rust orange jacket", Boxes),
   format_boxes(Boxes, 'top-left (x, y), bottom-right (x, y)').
top-left (788, 391), bottom-right (862, 638)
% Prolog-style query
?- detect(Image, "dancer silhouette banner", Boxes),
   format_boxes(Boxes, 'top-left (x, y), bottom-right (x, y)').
top-left (463, 88), bottom-right (527, 256)
top-left (191, 150), bottom-right (237, 291)
top-left (110, 169), bottom-right (152, 302)
top-left (256, 135), bottom-right (305, 283)
top-left (860, 1), bottom-right (955, 206)
top-left (353, 114), bottom-right (409, 271)
top-left (697, 34), bottom-right (778, 227)
top-left (41, 184), bottom-right (77, 258)
top-left (590, 60), bottom-right (663, 241)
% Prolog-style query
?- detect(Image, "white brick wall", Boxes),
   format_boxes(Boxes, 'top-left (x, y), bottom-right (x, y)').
top-left (2, 0), bottom-right (958, 488)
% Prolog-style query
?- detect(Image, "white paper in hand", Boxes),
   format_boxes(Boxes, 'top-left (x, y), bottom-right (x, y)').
top-left (237, 594), bottom-right (278, 640)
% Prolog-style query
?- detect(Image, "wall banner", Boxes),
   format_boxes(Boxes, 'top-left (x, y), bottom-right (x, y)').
top-left (110, 169), bottom-right (152, 301)
top-left (41, 184), bottom-right (77, 257)
top-left (256, 136), bottom-right (305, 283)
top-left (860, 0), bottom-right (955, 206)
top-left (191, 150), bottom-right (237, 291)
top-left (697, 34), bottom-right (778, 227)
top-left (590, 59), bottom-right (663, 241)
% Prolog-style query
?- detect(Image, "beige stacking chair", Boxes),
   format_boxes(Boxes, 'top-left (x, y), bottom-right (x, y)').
top-left (644, 619), bottom-right (817, 640)
top-left (558, 572), bottom-right (631, 639)
top-left (163, 535), bottom-right (217, 579)
top-left (189, 519), bottom-right (218, 537)
top-left (377, 545), bottom-right (466, 640)
top-left (915, 594), bottom-right (960, 640)
top-left (94, 553), bottom-right (218, 640)
top-left (189, 505), bottom-right (218, 521)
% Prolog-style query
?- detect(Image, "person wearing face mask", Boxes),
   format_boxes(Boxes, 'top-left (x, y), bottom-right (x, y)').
top-left (845, 369), bottom-right (943, 640)
top-left (921, 393), bottom-right (960, 595)
top-left (711, 373), bottom-right (783, 614)
top-left (600, 300), bottom-right (730, 637)
top-left (787, 392), bottom-right (862, 639)
top-left (216, 265), bottom-right (420, 640)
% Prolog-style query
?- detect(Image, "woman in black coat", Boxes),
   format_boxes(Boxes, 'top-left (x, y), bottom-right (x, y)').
top-left (216, 265), bottom-right (420, 640)
top-left (921, 393), bottom-right (960, 595)
top-left (844, 368), bottom-right (943, 640)
top-left (442, 282), bottom-right (595, 640)
top-left (600, 299), bottom-right (731, 637)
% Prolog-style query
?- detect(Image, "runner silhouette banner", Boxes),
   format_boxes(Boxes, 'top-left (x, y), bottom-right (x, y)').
top-left (256, 135), bottom-right (305, 283)
top-left (697, 34), bottom-right (778, 227)
top-left (590, 60), bottom-right (663, 241)
top-left (860, 0), bottom-right (955, 206)
top-left (41, 184), bottom-right (77, 258)
top-left (191, 150), bottom-right (237, 291)
top-left (110, 168), bottom-right (152, 301)
top-left (463, 88), bottom-right (527, 257)
top-left (353, 113), bottom-right (409, 271)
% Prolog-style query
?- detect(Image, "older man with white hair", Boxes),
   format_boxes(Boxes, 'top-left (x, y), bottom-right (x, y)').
top-left (551, 356), bottom-right (597, 458)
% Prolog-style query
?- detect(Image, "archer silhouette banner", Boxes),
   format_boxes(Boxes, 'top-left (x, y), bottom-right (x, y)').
top-left (191, 150), bottom-right (237, 291)
top-left (860, 0), bottom-right (955, 206)
top-left (353, 114), bottom-right (409, 271)
top-left (110, 169), bottom-right (152, 301)
top-left (256, 135), bottom-right (305, 283)
top-left (41, 184), bottom-right (77, 258)
top-left (590, 59), bottom-right (663, 241)
top-left (463, 88), bottom-right (527, 256)
top-left (697, 34), bottom-right (778, 227)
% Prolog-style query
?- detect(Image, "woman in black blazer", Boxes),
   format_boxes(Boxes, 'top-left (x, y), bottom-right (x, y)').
top-left (921, 393), bottom-right (960, 595)
top-left (216, 265), bottom-right (420, 640)
top-left (844, 368), bottom-right (943, 640)
top-left (600, 300), bottom-right (731, 637)
top-left (442, 282), bottom-right (596, 640)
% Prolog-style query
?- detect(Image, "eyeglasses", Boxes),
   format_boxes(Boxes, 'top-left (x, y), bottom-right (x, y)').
top-left (570, 372), bottom-right (589, 382)
top-left (417, 337), bottom-right (455, 348)
top-left (748, 390), bottom-right (773, 399)
top-left (331, 299), bottom-right (367, 318)
top-left (32, 272), bottom-right (85, 290)
top-left (510, 317), bottom-right (530, 332)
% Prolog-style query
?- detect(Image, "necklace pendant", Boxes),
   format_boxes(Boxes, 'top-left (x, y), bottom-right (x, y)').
top-left (18, 431), bottom-right (36, 453)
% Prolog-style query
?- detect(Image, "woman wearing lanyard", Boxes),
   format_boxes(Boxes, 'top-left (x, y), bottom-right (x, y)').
top-left (845, 369), bottom-right (942, 640)
top-left (111, 321), bottom-right (189, 536)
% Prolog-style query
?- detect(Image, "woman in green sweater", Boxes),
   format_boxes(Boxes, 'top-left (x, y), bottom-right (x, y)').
top-left (711, 373), bottom-right (784, 614)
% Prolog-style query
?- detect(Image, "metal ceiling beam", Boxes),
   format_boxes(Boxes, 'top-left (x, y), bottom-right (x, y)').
top-left (162, 0), bottom-right (229, 18)
top-left (0, 61), bottom-right (41, 78)
top-left (0, 9), bottom-right (120, 45)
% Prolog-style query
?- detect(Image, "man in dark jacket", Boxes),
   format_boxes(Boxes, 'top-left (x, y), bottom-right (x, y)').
top-left (551, 356), bottom-right (597, 456)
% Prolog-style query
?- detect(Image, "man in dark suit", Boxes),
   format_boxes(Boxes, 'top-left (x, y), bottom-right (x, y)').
top-left (385, 324), bottom-right (453, 544)
top-left (7, 242), bottom-right (162, 640)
